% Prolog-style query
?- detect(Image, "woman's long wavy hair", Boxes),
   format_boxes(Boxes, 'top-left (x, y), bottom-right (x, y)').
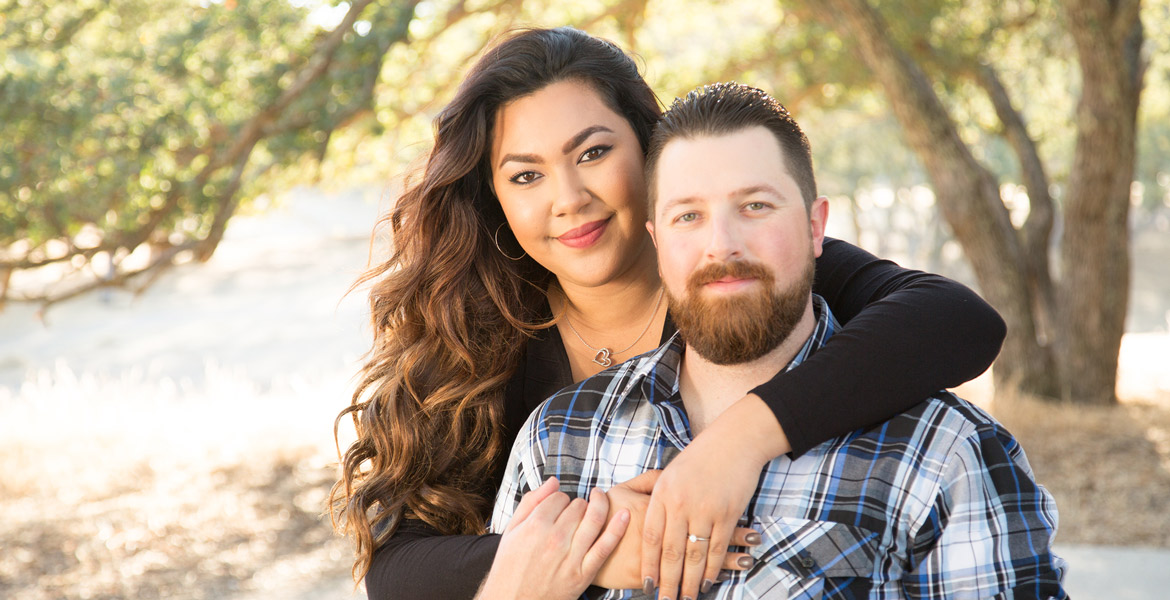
top-left (330, 27), bottom-right (661, 582)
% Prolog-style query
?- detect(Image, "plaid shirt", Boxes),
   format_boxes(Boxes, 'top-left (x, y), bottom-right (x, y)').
top-left (491, 296), bottom-right (1067, 599)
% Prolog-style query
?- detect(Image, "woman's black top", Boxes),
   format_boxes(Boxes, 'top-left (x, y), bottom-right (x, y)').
top-left (363, 238), bottom-right (1006, 599)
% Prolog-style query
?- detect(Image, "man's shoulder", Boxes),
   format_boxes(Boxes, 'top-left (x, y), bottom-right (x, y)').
top-left (920, 392), bottom-right (1010, 435)
top-left (879, 391), bottom-right (1023, 459)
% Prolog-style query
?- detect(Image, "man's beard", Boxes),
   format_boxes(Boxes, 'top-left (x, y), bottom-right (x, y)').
top-left (667, 256), bottom-right (814, 365)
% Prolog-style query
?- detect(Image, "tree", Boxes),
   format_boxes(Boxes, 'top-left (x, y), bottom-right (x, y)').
top-left (1, 0), bottom-right (401, 308)
top-left (1, 0), bottom-right (669, 312)
top-left (0, 0), bottom-right (544, 311)
top-left (793, 0), bottom-right (1145, 404)
top-left (4, 0), bottom-right (1155, 407)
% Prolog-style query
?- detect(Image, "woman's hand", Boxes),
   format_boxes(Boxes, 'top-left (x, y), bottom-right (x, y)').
top-left (597, 471), bottom-right (762, 592)
top-left (641, 395), bottom-right (786, 600)
top-left (477, 477), bottom-right (630, 600)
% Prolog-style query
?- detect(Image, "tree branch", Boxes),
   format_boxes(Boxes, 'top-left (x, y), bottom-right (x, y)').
top-left (974, 64), bottom-right (1053, 248)
top-left (16, 240), bottom-right (200, 315)
top-left (1112, 0), bottom-right (1142, 43)
top-left (975, 63), bottom-right (1057, 343)
top-left (208, 0), bottom-right (381, 175)
top-left (51, 7), bottom-right (101, 49)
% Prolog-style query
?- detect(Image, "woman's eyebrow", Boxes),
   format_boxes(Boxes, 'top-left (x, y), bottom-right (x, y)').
top-left (497, 125), bottom-right (614, 169)
top-left (498, 152), bottom-right (541, 169)
top-left (562, 125), bottom-right (613, 154)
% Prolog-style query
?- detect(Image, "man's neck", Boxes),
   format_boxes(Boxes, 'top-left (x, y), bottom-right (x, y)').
top-left (677, 298), bottom-right (816, 436)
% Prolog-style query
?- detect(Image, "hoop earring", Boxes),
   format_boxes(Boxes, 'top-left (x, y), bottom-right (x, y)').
top-left (493, 223), bottom-right (527, 261)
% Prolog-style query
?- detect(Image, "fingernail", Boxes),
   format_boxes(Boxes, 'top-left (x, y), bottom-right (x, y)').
top-left (716, 571), bottom-right (731, 582)
top-left (683, 596), bottom-right (693, 600)
top-left (701, 579), bottom-right (714, 593)
top-left (737, 516), bottom-right (750, 526)
top-left (738, 556), bottom-right (755, 568)
top-left (744, 532), bottom-right (761, 545)
top-left (642, 577), bottom-right (655, 596)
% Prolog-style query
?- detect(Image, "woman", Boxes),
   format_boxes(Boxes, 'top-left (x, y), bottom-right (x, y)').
top-left (331, 27), bottom-right (1005, 600)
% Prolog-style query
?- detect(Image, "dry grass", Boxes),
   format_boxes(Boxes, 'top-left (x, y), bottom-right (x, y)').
top-left (991, 391), bottom-right (1170, 547)
top-left (1, 356), bottom-right (1168, 599)
top-left (956, 332), bottom-right (1170, 548)
top-left (0, 366), bottom-right (358, 600)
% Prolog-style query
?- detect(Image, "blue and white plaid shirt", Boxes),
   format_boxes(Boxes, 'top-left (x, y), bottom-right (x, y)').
top-left (491, 296), bottom-right (1067, 599)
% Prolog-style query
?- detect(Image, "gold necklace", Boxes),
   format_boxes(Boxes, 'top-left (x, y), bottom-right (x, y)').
top-left (563, 288), bottom-right (665, 367)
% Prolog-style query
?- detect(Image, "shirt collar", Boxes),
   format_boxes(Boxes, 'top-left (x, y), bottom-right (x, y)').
top-left (627, 294), bottom-right (839, 405)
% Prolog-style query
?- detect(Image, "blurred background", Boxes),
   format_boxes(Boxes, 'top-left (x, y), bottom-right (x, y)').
top-left (2, 0), bottom-right (1169, 598)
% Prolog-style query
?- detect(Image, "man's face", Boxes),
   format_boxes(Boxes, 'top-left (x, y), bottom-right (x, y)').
top-left (648, 126), bottom-right (828, 364)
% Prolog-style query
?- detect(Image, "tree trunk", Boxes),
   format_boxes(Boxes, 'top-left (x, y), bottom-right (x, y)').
top-left (1058, 1), bottom-right (1144, 404)
top-left (806, 0), bottom-right (1061, 398)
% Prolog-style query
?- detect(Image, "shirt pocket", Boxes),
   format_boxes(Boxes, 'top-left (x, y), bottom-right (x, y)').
top-left (737, 516), bottom-right (880, 600)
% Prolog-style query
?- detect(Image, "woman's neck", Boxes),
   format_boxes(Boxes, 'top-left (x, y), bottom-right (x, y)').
top-left (553, 245), bottom-right (660, 329)
top-left (550, 248), bottom-right (665, 380)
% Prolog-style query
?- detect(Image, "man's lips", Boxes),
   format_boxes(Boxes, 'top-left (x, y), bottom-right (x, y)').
top-left (701, 276), bottom-right (758, 292)
top-left (556, 218), bottom-right (610, 248)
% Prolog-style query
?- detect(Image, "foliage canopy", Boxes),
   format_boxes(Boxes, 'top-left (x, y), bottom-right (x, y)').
top-left (2, 0), bottom-right (1167, 326)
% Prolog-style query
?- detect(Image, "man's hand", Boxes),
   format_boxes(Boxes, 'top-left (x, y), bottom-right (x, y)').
top-left (593, 472), bottom-right (657, 589)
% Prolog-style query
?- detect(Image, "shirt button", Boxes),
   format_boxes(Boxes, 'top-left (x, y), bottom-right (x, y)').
top-left (799, 552), bottom-right (816, 569)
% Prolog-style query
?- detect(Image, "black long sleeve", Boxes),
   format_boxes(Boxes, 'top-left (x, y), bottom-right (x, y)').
top-left (365, 519), bottom-right (500, 600)
top-left (753, 237), bottom-right (1006, 456)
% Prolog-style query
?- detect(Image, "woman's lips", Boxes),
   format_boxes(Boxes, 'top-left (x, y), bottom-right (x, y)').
top-left (557, 218), bottom-right (610, 249)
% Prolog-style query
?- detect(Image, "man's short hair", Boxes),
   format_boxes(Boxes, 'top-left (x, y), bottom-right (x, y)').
top-left (645, 82), bottom-right (817, 214)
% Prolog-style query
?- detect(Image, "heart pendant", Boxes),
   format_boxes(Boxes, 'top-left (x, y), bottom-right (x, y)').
top-left (592, 348), bottom-right (612, 367)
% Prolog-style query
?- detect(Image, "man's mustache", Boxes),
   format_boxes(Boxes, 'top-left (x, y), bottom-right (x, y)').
top-left (686, 260), bottom-right (774, 289)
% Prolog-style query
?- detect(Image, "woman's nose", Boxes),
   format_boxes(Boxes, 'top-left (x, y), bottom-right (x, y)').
top-left (551, 170), bottom-right (591, 216)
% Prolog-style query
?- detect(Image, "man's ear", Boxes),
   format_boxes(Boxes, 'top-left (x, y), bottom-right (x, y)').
top-left (646, 219), bottom-right (658, 250)
top-left (809, 196), bottom-right (829, 258)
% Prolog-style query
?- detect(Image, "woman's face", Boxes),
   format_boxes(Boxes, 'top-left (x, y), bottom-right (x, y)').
top-left (490, 79), bottom-right (653, 290)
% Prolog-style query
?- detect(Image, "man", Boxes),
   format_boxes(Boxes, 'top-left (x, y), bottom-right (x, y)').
top-left (491, 82), bottom-right (1066, 599)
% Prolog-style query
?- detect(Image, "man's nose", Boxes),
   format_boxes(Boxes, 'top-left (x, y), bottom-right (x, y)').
top-left (551, 169), bottom-right (591, 216)
top-left (704, 215), bottom-right (744, 261)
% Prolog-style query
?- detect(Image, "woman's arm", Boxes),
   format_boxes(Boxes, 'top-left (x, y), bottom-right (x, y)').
top-left (365, 520), bottom-right (500, 600)
top-left (758, 236), bottom-right (1005, 455)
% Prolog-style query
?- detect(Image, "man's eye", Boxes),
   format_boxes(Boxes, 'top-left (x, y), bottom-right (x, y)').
top-left (509, 171), bottom-right (540, 185)
top-left (746, 202), bottom-right (767, 210)
top-left (579, 145), bottom-right (612, 163)
top-left (677, 212), bottom-right (698, 223)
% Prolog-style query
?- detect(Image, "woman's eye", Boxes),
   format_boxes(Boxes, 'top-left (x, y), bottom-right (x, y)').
top-left (509, 171), bottom-right (540, 185)
top-left (677, 212), bottom-right (698, 223)
top-left (745, 202), bottom-right (767, 211)
top-left (579, 145), bottom-right (612, 163)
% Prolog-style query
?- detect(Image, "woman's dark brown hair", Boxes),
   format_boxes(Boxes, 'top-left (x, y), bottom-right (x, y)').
top-left (330, 27), bottom-right (661, 581)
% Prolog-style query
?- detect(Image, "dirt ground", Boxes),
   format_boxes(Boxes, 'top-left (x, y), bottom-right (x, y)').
top-left (974, 385), bottom-right (1170, 548)
top-left (1, 365), bottom-right (1166, 600)
top-left (1005, 393), bottom-right (1170, 548)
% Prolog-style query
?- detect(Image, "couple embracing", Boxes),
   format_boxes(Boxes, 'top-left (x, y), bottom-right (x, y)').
top-left (333, 27), bottom-right (1065, 600)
